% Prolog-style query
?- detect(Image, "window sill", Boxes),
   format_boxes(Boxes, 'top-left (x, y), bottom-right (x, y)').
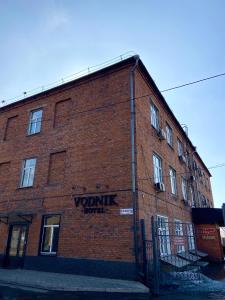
top-left (17, 186), bottom-right (34, 190)
top-left (26, 132), bottom-right (41, 137)
top-left (39, 252), bottom-right (57, 257)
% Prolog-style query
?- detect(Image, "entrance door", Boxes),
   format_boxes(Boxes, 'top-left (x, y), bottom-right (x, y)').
top-left (5, 224), bottom-right (28, 268)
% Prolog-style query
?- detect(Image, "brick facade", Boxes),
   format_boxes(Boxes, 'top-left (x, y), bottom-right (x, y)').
top-left (0, 56), bottom-right (214, 279)
top-left (195, 224), bottom-right (224, 262)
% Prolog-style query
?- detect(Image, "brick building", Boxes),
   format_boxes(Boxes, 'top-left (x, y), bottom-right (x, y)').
top-left (0, 55), bottom-right (214, 279)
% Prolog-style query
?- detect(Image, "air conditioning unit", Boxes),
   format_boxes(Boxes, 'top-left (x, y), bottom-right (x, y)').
top-left (154, 182), bottom-right (165, 192)
top-left (178, 154), bottom-right (186, 163)
top-left (157, 128), bottom-right (166, 140)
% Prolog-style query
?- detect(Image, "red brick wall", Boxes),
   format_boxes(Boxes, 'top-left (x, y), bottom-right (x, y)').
top-left (48, 151), bottom-right (67, 185)
top-left (195, 224), bottom-right (224, 262)
top-left (0, 63), bottom-right (135, 263)
top-left (134, 67), bottom-right (214, 238)
top-left (0, 58), bottom-right (215, 266)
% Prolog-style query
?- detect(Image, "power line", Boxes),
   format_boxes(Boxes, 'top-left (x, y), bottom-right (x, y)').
top-left (208, 163), bottom-right (225, 170)
top-left (0, 87), bottom-right (224, 175)
top-left (161, 72), bottom-right (225, 92)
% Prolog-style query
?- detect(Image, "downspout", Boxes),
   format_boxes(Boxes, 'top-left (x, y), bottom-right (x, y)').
top-left (130, 55), bottom-right (140, 278)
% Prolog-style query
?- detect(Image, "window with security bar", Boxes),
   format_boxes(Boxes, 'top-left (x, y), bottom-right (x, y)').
top-left (174, 220), bottom-right (185, 253)
top-left (187, 223), bottom-right (195, 250)
top-left (157, 215), bottom-right (171, 256)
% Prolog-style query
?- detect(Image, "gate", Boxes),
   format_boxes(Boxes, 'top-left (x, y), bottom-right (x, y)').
top-left (141, 217), bottom-right (202, 295)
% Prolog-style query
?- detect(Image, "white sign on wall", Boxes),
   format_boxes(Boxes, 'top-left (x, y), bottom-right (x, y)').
top-left (120, 208), bottom-right (134, 215)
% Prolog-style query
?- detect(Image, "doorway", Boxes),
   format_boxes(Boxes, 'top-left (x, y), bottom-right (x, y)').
top-left (5, 224), bottom-right (28, 268)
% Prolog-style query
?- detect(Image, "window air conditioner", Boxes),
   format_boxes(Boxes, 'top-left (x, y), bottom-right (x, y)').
top-left (157, 128), bottom-right (166, 141)
top-left (154, 182), bottom-right (165, 192)
top-left (178, 154), bottom-right (186, 163)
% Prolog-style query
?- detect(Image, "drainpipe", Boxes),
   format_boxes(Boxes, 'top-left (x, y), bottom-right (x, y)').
top-left (130, 55), bottom-right (140, 278)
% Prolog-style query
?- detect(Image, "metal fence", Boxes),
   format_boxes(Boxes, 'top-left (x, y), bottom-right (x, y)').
top-left (140, 217), bottom-right (202, 295)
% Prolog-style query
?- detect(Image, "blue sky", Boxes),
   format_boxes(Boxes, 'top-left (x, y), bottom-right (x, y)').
top-left (0, 0), bottom-right (224, 207)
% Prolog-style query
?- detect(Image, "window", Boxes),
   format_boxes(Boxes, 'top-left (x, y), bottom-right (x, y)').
top-left (181, 177), bottom-right (188, 200)
top-left (28, 109), bottom-right (43, 135)
top-left (157, 215), bottom-right (171, 256)
top-left (201, 194), bottom-right (207, 207)
top-left (197, 191), bottom-right (201, 207)
top-left (174, 220), bottom-right (185, 253)
top-left (153, 154), bottom-right (163, 183)
top-left (150, 102), bottom-right (159, 130)
top-left (40, 215), bottom-right (60, 255)
top-left (166, 123), bottom-right (173, 146)
top-left (190, 186), bottom-right (195, 207)
top-left (177, 138), bottom-right (183, 156)
top-left (187, 223), bottom-right (195, 250)
top-left (169, 167), bottom-right (177, 195)
top-left (20, 158), bottom-right (36, 187)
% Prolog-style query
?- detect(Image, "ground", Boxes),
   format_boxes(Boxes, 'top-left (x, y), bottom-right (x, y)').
top-left (0, 284), bottom-right (149, 300)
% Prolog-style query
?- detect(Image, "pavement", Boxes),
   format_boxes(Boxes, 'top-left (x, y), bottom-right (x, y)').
top-left (0, 269), bottom-right (149, 294)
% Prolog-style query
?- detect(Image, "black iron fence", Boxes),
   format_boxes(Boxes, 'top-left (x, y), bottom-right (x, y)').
top-left (140, 216), bottom-right (203, 295)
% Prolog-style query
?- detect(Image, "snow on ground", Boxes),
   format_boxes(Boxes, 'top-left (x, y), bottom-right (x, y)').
top-left (159, 271), bottom-right (225, 294)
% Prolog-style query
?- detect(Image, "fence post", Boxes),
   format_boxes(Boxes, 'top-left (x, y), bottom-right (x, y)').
top-left (151, 215), bottom-right (160, 295)
top-left (140, 219), bottom-right (147, 279)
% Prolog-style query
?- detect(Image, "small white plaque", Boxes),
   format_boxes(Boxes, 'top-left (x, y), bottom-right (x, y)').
top-left (120, 208), bottom-right (133, 215)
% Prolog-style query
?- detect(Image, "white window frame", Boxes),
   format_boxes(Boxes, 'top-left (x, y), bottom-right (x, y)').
top-left (28, 109), bottom-right (43, 135)
top-left (174, 219), bottom-right (185, 253)
top-left (177, 138), bottom-right (183, 156)
top-left (153, 153), bottom-right (163, 184)
top-left (40, 216), bottom-right (60, 255)
top-left (157, 215), bottom-right (171, 256)
top-left (187, 223), bottom-right (195, 251)
top-left (190, 185), bottom-right (195, 207)
top-left (181, 176), bottom-right (188, 200)
top-left (166, 123), bottom-right (173, 146)
top-left (150, 102), bottom-right (159, 130)
top-left (20, 158), bottom-right (36, 187)
top-left (169, 167), bottom-right (177, 195)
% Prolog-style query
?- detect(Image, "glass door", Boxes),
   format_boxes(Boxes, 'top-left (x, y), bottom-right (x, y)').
top-left (5, 224), bottom-right (28, 268)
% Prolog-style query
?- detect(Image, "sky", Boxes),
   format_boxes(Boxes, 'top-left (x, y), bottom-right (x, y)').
top-left (0, 0), bottom-right (224, 207)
